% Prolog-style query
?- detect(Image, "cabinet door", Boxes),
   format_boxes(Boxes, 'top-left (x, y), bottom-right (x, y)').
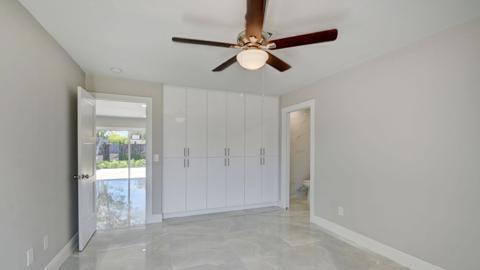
top-left (245, 94), bottom-right (262, 157)
top-left (186, 88), bottom-right (207, 158)
top-left (186, 158), bottom-right (207, 211)
top-left (226, 157), bottom-right (244, 207)
top-left (262, 156), bottom-right (279, 203)
top-left (163, 158), bottom-right (186, 213)
top-left (164, 86), bottom-right (186, 158)
top-left (207, 157), bottom-right (226, 208)
top-left (226, 92), bottom-right (245, 157)
top-left (245, 156), bottom-right (262, 204)
top-left (208, 91), bottom-right (226, 157)
top-left (262, 96), bottom-right (279, 156)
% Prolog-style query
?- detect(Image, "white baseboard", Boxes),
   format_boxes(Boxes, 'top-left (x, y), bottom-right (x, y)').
top-left (163, 202), bottom-right (281, 219)
top-left (310, 216), bottom-right (445, 270)
top-left (146, 213), bottom-right (164, 224)
top-left (44, 233), bottom-right (78, 270)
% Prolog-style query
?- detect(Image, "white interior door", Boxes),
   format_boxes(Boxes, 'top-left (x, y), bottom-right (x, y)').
top-left (77, 87), bottom-right (96, 251)
top-left (226, 92), bottom-right (245, 157)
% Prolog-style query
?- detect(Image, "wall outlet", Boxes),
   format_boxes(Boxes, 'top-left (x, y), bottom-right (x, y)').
top-left (337, 206), bottom-right (344, 216)
top-left (26, 248), bottom-right (34, 266)
top-left (43, 235), bottom-right (48, 250)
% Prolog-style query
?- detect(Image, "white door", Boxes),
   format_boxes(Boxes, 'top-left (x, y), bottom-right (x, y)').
top-left (226, 157), bottom-right (245, 207)
top-left (208, 91), bottom-right (226, 157)
top-left (262, 156), bottom-right (279, 203)
top-left (245, 94), bottom-right (263, 157)
top-left (186, 88), bottom-right (207, 158)
top-left (186, 158), bottom-right (207, 211)
top-left (245, 156), bottom-right (262, 204)
top-left (164, 86), bottom-right (186, 158)
top-left (226, 92), bottom-right (245, 157)
top-left (207, 157), bottom-right (226, 208)
top-left (163, 158), bottom-right (186, 213)
top-left (77, 87), bottom-right (96, 251)
top-left (262, 96), bottom-right (279, 156)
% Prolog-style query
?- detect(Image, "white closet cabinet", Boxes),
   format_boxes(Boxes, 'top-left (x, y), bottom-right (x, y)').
top-left (163, 85), bottom-right (279, 218)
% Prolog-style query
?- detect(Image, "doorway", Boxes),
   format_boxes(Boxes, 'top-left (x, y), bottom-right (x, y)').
top-left (281, 100), bottom-right (315, 220)
top-left (93, 94), bottom-right (153, 230)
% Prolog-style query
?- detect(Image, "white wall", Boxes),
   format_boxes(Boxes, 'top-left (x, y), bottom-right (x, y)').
top-left (0, 0), bottom-right (85, 269)
top-left (281, 18), bottom-right (480, 270)
top-left (86, 74), bottom-right (163, 214)
top-left (289, 109), bottom-right (310, 198)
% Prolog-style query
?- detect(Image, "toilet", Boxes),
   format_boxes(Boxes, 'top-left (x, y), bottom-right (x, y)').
top-left (302, 179), bottom-right (310, 199)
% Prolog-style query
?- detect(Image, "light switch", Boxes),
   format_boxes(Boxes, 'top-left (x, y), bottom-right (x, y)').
top-left (153, 154), bottom-right (160, 162)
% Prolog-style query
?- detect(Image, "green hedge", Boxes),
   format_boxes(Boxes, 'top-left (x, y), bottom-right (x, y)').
top-left (97, 159), bottom-right (146, 169)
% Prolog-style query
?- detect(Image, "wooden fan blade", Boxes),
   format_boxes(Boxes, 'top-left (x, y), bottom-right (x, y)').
top-left (245, 0), bottom-right (266, 40)
top-left (269, 29), bottom-right (338, 50)
top-left (266, 52), bottom-right (291, 72)
top-left (172, 37), bottom-right (237, 48)
top-left (212, 55), bottom-right (238, 72)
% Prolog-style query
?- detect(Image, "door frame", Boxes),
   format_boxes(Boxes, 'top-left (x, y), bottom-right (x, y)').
top-left (93, 93), bottom-right (154, 224)
top-left (280, 99), bottom-right (315, 221)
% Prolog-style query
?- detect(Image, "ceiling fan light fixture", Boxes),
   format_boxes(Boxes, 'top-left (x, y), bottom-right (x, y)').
top-left (236, 48), bottom-right (268, 70)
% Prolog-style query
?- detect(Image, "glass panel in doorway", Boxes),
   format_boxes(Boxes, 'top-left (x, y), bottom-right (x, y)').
top-left (95, 129), bottom-right (146, 230)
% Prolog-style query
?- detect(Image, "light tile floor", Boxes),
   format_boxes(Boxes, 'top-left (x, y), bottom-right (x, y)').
top-left (61, 200), bottom-right (408, 269)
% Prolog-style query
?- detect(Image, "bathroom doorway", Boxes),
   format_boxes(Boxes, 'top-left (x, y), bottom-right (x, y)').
top-left (288, 109), bottom-right (311, 212)
top-left (281, 100), bottom-right (315, 220)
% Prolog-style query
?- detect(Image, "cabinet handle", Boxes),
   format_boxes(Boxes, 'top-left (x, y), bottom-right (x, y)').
top-left (224, 148), bottom-right (227, 156)
top-left (224, 158), bottom-right (227, 167)
top-left (187, 159), bottom-right (190, 168)
top-left (184, 159), bottom-right (186, 168)
top-left (187, 148), bottom-right (190, 157)
top-left (227, 148), bottom-right (230, 157)
top-left (228, 158), bottom-right (230, 166)
top-left (184, 147), bottom-right (186, 157)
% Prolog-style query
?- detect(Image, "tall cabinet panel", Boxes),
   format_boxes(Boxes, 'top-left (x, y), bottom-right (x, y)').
top-left (164, 86), bottom-right (186, 158)
top-left (262, 96), bottom-right (279, 157)
top-left (245, 94), bottom-right (263, 157)
top-left (186, 88), bottom-right (207, 158)
top-left (226, 157), bottom-right (245, 207)
top-left (226, 92), bottom-right (245, 157)
top-left (207, 157), bottom-right (226, 208)
top-left (245, 156), bottom-right (262, 204)
top-left (208, 91), bottom-right (227, 157)
top-left (163, 158), bottom-right (186, 213)
top-left (262, 156), bottom-right (279, 203)
top-left (186, 158), bottom-right (207, 211)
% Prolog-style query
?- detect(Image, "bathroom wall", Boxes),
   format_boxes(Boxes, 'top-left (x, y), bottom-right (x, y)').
top-left (289, 109), bottom-right (311, 198)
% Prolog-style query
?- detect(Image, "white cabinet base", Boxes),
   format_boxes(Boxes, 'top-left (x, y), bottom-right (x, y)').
top-left (163, 201), bottom-right (281, 219)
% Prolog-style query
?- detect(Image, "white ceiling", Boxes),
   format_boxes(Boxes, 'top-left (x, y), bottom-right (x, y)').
top-left (19, 0), bottom-right (480, 95)
top-left (96, 99), bottom-right (146, 118)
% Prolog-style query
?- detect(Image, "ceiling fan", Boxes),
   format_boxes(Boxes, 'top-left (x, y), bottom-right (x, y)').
top-left (172, 0), bottom-right (338, 72)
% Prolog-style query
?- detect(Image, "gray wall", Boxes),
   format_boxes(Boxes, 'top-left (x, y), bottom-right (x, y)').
top-left (85, 74), bottom-right (163, 215)
top-left (281, 18), bottom-right (480, 270)
top-left (0, 0), bottom-right (85, 269)
top-left (289, 109), bottom-right (310, 198)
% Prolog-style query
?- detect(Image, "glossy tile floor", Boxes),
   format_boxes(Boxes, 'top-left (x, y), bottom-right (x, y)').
top-left (61, 199), bottom-right (408, 270)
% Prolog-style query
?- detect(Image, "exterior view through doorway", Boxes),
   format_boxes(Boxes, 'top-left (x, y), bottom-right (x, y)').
top-left (94, 94), bottom-right (153, 230)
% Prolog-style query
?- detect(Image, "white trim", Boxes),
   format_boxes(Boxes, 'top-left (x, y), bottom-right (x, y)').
top-left (92, 93), bottom-right (155, 224)
top-left (147, 214), bottom-right (164, 224)
top-left (44, 233), bottom-right (78, 270)
top-left (310, 216), bottom-right (445, 270)
top-left (163, 202), bottom-right (281, 219)
top-left (281, 99), bottom-right (315, 221)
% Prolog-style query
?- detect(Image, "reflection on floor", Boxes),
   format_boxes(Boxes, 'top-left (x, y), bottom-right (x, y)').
top-left (96, 178), bottom-right (146, 230)
top-left (62, 202), bottom-right (408, 270)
